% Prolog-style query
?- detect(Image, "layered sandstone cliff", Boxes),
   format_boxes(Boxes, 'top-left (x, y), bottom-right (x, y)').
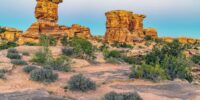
top-left (104, 10), bottom-right (158, 43)
top-left (0, 27), bottom-right (22, 42)
top-left (18, 0), bottom-right (92, 44)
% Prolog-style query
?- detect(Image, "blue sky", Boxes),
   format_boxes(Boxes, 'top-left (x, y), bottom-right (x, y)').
top-left (0, 0), bottom-right (200, 38)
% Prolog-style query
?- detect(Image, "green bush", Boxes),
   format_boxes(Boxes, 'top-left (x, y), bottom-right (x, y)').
top-left (104, 50), bottom-right (121, 58)
top-left (32, 51), bottom-right (48, 64)
top-left (23, 65), bottom-right (39, 73)
top-left (24, 42), bottom-right (38, 46)
top-left (191, 55), bottom-right (200, 64)
top-left (39, 35), bottom-right (57, 46)
top-left (161, 55), bottom-right (193, 82)
top-left (129, 64), bottom-right (167, 81)
top-left (111, 42), bottom-right (133, 48)
top-left (122, 56), bottom-right (144, 65)
top-left (144, 36), bottom-right (153, 41)
top-left (0, 42), bottom-right (18, 50)
top-left (30, 69), bottom-right (58, 83)
top-left (22, 52), bottom-right (30, 56)
top-left (45, 56), bottom-right (71, 72)
top-left (7, 53), bottom-right (21, 59)
top-left (62, 47), bottom-right (74, 56)
top-left (8, 48), bottom-right (18, 53)
top-left (69, 37), bottom-right (94, 58)
top-left (68, 74), bottom-right (96, 92)
top-left (11, 59), bottom-right (27, 65)
top-left (61, 36), bottom-right (69, 46)
top-left (102, 91), bottom-right (142, 100)
top-left (0, 69), bottom-right (7, 79)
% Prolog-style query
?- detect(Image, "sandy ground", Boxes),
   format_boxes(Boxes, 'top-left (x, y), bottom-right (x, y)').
top-left (0, 46), bottom-right (200, 100)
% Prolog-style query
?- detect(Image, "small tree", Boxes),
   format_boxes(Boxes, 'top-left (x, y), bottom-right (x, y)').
top-left (61, 36), bottom-right (69, 46)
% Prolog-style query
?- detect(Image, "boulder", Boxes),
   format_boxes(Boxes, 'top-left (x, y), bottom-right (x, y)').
top-left (143, 28), bottom-right (158, 38)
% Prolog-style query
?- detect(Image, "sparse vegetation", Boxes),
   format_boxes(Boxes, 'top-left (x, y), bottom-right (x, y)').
top-left (61, 36), bottom-right (69, 46)
top-left (0, 42), bottom-right (18, 50)
top-left (39, 35), bottom-right (57, 46)
top-left (130, 40), bottom-right (193, 82)
top-left (32, 51), bottom-right (49, 64)
top-left (24, 42), bottom-right (38, 46)
top-left (69, 37), bottom-right (95, 60)
top-left (23, 65), bottom-right (39, 73)
top-left (144, 35), bottom-right (153, 41)
top-left (7, 53), bottom-right (21, 59)
top-left (0, 69), bottom-right (7, 79)
top-left (22, 52), bottom-right (30, 56)
top-left (11, 59), bottom-right (27, 65)
top-left (8, 48), bottom-right (18, 53)
top-left (45, 56), bottom-right (71, 72)
top-left (191, 55), bottom-right (200, 64)
top-left (111, 42), bottom-right (133, 48)
top-left (30, 69), bottom-right (58, 83)
top-left (68, 74), bottom-right (96, 92)
top-left (102, 91), bottom-right (142, 100)
top-left (62, 47), bottom-right (74, 56)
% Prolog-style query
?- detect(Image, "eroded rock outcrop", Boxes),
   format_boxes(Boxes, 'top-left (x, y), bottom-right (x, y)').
top-left (18, 0), bottom-right (92, 44)
top-left (0, 27), bottom-right (22, 42)
top-left (104, 10), bottom-right (158, 43)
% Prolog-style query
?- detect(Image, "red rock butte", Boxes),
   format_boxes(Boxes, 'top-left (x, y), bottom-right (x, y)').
top-left (104, 10), bottom-right (158, 43)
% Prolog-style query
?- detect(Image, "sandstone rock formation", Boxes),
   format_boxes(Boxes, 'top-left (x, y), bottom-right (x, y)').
top-left (0, 27), bottom-right (22, 42)
top-left (35, 0), bottom-right (63, 22)
top-left (18, 0), bottom-right (92, 44)
top-left (104, 10), bottom-right (158, 43)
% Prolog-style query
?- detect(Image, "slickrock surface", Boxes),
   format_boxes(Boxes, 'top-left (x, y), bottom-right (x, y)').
top-left (0, 27), bottom-right (22, 42)
top-left (104, 10), bottom-right (158, 43)
top-left (0, 89), bottom-right (67, 100)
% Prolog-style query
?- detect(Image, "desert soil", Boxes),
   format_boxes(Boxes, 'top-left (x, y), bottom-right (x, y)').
top-left (0, 46), bottom-right (200, 100)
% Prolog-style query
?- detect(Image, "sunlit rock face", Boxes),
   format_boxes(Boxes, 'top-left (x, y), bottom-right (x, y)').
top-left (18, 0), bottom-right (92, 44)
top-left (104, 10), bottom-right (158, 43)
top-left (0, 27), bottom-right (22, 42)
top-left (35, 0), bottom-right (63, 22)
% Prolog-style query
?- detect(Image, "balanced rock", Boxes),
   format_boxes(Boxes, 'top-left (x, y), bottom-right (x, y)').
top-left (104, 10), bottom-right (157, 43)
top-left (0, 27), bottom-right (22, 42)
top-left (35, 0), bottom-right (63, 22)
top-left (18, 0), bottom-right (92, 44)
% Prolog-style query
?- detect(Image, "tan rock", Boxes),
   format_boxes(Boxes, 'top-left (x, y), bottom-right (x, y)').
top-left (35, 0), bottom-right (63, 22)
top-left (143, 28), bottom-right (158, 38)
top-left (104, 10), bottom-right (157, 43)
top-left (0, 27), bottom-right (22, 41)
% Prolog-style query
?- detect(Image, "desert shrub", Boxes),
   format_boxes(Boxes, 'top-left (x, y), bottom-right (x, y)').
top-left (7, 53), bottom-right (21, 59)
top-left (22, 52), bottom-right (30, 56)
top-left (99, 43), bottom-right (109, 51)
top-left (45, 56), bottom-right (71, 72)
top-left (68, 74), bottom-right (96, 92)
top-left (106, 57), bottom-right (123, 64)
top-left (0, 69), bottom-right (7, 79)
top-left (11, 59), bottom-right (27, 65)
top-left (102, 91), bottom-right (142, 100)
top-left (104, 50), bottom-right (121, 58)
top-left (32, 51), bottom-right (49, 64)
top-left (30, 69), bottom-right (58, 83)
top-left (0, 42), bottom-right (18, 50)
top-left (69, 37), bottom-right (94, 59)
top-left (139, 40), bottom-right (193, 82)
top-left (23, 65), bottom-right (39, 73)
top-left (62, 47), bottom-right (74, 56)
top-left (122, 56), bottom-right (144, 65)
top-left (24, 42), bottom-right (38, 46)
top-left (8, 48), bottom-right (18, 53)
top-left (144, 36), bottom-right (153, 41)
top-left (161, 55), bottom-right (193, 82)
top-left (61, 36), bottom-right (69, 46)
top-left (129, 64), bottom-right (167, 81)
top-left (111, 42), bottom-right (133, 48)
top-left (39, 35), bottom-right (57, 46)
top-left (191, 55), bottom-right (200, 64)
top-left (0, 27), bottom-right (6, 33)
